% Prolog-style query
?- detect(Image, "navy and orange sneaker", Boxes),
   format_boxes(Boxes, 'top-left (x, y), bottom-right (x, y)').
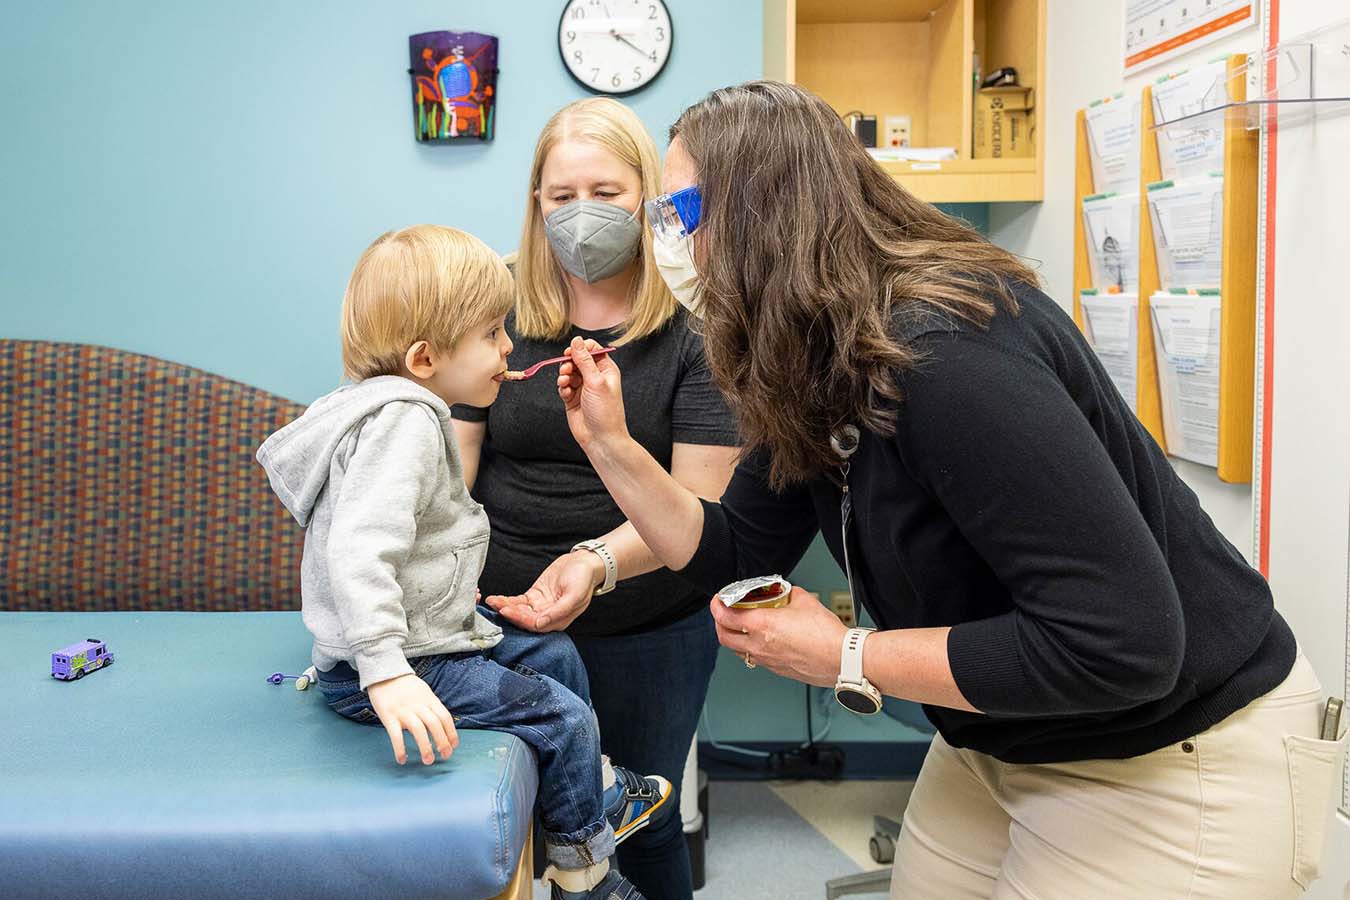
top-left (606, 766), bottom-right (674, 844)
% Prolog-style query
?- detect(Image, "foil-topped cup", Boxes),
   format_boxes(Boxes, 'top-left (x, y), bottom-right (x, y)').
top-left (717, 575), bottom-right (792, 609)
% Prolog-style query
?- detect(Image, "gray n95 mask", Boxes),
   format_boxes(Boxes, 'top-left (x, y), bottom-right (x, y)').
top-left (544, 200), bottom-right (643, 283)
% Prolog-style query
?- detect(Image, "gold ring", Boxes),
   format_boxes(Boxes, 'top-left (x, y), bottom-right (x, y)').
top-left (744, 653), bottom-right (756, 669)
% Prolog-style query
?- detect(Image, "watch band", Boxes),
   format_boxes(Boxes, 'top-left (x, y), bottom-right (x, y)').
top-left (839, 627), bottom-right (874, 684)
top-left (572, 540), bottom-right (617, 595)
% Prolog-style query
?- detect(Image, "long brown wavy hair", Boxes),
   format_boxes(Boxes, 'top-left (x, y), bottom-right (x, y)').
top-left (669, 81), bottom-right (1040, 489)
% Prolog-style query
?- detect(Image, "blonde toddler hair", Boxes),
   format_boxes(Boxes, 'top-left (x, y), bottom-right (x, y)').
top-left (340, 225), bottom-right (514, 381)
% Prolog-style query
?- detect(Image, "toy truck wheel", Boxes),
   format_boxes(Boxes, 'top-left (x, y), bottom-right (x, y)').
top-left (75, 669), bottom-right (84, 679)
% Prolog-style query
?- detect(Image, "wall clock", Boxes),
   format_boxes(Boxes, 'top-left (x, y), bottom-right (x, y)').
top-left (558, 0), bottom-right (673, 96)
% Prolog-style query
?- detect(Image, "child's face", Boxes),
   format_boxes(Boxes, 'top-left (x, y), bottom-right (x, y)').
top-left (423, 314), bottom-right (513, 408)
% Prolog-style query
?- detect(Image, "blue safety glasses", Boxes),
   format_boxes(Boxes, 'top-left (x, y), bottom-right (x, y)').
top-left (644, 185), bottom-right (702, 243)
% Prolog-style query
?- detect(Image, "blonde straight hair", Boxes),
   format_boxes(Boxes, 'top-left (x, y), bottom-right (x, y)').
top-left (515, 98), bottom-right (677, 345)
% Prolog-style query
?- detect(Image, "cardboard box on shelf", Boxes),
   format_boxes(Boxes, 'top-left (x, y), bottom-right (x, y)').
top-left (975, 86), bottom-right (1035, 159)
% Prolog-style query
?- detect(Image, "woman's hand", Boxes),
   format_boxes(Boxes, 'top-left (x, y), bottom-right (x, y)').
top-left (485, 549), bottom-right (605, 632)
top-left (365, 673), bottom-right (459, 766)
top-left (558, 336), bottom-right (630, 451)
top-left (709, 587), bottom-right (849, 688)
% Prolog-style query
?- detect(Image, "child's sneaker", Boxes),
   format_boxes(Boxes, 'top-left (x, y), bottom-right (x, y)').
top-left (606, 766), bottom-right (673, 843)
top-left (545, 864), bottom-right (645, 900)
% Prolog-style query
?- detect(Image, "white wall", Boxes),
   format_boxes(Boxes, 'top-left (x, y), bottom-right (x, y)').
top-left (989, 2), bottom-right (1350, 897)
top-left (1261, 3), bottom-right (1350, 897)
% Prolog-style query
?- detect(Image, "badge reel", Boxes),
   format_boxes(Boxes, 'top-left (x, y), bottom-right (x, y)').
top-left (830, 424), bottom-right (883, 715)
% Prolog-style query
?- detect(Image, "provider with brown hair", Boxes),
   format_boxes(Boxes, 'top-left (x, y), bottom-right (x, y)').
top-left (535, 81), bottom-right (1345, 899)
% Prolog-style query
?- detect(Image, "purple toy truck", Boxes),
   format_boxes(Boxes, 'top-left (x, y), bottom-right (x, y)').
top-left (51, 639), bottom-right (114, 680)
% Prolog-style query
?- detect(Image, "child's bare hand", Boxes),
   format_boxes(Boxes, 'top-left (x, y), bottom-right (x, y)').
top-left (366, 673), bottom-right (458, 765)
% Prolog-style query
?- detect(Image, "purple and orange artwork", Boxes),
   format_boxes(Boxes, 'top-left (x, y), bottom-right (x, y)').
top-left (410, 31), bottom-right (498, 143)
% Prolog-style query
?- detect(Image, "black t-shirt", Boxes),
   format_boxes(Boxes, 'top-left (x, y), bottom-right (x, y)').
top-left (452, 308), bottom-right (740, 636)
top-left (679, 280), bottom-right (1295, 764)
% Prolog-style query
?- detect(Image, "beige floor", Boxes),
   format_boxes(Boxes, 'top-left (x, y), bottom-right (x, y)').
top-left (767, 779), bottom-right (916, 871)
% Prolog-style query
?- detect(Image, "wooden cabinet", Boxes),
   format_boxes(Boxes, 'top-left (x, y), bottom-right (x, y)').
top-left (764, 0), bottom-right (1046, 203)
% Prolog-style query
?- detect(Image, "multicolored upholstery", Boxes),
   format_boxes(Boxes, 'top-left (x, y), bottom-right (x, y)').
top-left (0, 340), bottom-right (306, 610)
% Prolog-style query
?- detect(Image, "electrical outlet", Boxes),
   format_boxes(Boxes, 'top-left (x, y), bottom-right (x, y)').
top-left (828, 590), bottom-right (856, 627)
top-left (884, 115), bottom-right (912, 148)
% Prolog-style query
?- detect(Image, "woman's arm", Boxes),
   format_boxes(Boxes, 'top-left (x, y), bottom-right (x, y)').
top-left (556, 339), bottom-right (713, 567)
top-left (488, 441), bottom-right (741, 631)
top-left (450, 419), bottom-right (486, 491)
top-left (587, 442), bottom-right (741, 580)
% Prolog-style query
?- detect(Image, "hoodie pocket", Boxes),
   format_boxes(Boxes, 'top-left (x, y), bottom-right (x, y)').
top-left (425, 534), bottom-right (491, 634)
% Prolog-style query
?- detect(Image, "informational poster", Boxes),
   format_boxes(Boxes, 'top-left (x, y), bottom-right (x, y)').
top-left (1124, 0), bottom-right (1256, 75)
top-left (1084, 94), bottom-right (1141, 196)
top-left (1147, 175), bottom-right (1225, 289)
top-left (1152, 59), bottom-right (1229, 182)
top-left (1083, 193), bottom-right (1141, 293)
top-left (1150, 291), bottom-right (1222, 467)
top-left (1081, 292), bottom-right (1140, 413)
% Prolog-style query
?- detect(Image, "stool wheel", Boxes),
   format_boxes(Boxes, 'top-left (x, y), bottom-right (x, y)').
top-left (870, 834), bottom-right (895, 864)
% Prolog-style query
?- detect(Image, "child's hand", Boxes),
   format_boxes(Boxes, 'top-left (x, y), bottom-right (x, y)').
top-left (366, 673), bottom-right (459, 765)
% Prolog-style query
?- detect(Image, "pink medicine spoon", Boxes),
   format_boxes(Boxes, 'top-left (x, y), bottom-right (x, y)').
top-left (502, 347), bottom-right (617, 382)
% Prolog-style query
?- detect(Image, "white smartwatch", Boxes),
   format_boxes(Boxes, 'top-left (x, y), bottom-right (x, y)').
top-left (834, 627), bottom-right (883, 715)
top-left (572, 540), bottom-right (617, 596)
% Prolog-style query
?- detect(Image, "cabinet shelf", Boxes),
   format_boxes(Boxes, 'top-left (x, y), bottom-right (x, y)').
top-left (877, 157), bottom-right (1040, 202)
top-left (764, 0), bottom-right (1046, 204)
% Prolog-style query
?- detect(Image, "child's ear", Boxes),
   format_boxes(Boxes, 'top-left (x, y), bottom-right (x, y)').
top-left (404, 340), bottom-right (436, 379)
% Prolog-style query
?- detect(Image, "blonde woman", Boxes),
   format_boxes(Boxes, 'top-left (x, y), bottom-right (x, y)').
top-left (451, 98), bottom-right (741, 900)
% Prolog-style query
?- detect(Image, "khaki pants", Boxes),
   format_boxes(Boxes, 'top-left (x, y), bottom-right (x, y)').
top-left (891, 654), bottom-right (1347, 899)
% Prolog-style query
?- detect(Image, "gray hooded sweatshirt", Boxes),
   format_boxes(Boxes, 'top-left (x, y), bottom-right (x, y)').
top-left (257, 376), bottom-right (502, 689)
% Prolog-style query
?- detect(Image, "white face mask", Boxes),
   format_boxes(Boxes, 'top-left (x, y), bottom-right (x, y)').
top-left (652, 233), bottom-right (702, 314)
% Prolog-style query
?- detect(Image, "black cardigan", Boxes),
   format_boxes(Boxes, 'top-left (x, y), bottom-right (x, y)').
top-left (678, 281), bottom-right (1295, 764)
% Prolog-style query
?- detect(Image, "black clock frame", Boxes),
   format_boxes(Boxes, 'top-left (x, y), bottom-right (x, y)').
top-left (556, 0), bottom-right (675, 97)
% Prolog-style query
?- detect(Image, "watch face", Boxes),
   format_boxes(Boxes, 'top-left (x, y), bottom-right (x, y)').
top-left (558, 0), bottom-right (673, 96)
top-left (835, 686), bottom-right (883, 715)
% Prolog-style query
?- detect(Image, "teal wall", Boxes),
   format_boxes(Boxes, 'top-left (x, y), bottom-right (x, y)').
top-left (0, 0), bottom-right (761, 404)
top-left (1, 2), bottom-right (987, 749)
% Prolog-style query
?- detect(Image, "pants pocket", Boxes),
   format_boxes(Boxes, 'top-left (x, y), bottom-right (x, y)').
top-left (1284, 730), bottom-right (1347, 888)
top-left (328, 690), bottom-right (379, 725)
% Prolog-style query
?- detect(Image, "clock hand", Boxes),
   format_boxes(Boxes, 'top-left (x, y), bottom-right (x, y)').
top-left (610, 30), bottom-right (648, 57)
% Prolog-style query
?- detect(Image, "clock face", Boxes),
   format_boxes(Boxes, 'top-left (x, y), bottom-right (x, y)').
top-left (558, 0), bottom-right (673, 96)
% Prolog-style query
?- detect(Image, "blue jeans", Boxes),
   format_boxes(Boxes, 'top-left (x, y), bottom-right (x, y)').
top-left (571, 606), bottom-right (720, 900)
top-left (317, 613), bottom-right (613, 869)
